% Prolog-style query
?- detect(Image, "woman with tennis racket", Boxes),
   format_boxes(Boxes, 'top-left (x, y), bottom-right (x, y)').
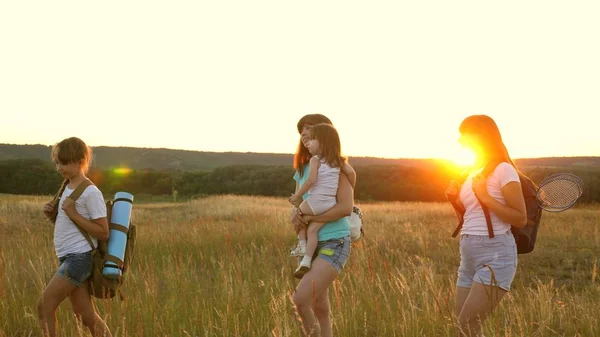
top-left (444, 114), bottom-right (583, 337)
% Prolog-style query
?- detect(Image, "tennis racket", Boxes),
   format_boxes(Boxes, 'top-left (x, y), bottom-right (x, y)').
top-left (536, 173), bottom-right (584, 212)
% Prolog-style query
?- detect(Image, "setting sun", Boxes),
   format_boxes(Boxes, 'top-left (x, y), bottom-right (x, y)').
top-left (1, 2), bottom-right (599, 160)
top-left (444, 146), bottom-right (476, 168)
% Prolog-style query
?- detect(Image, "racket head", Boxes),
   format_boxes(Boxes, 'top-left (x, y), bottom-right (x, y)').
top-left (536, 173), bottom-right (584, 212)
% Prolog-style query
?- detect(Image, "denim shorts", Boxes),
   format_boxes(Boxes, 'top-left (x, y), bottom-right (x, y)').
top-left (457, 232), bottom-right (517, 291)
top-left (56, 251), bottom-right (93, 287)
top-left (312, 236), bottom-right (351, 273)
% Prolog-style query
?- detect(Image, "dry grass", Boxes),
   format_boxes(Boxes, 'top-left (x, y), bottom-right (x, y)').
top-left (1, 195), bottom-right (599, 336)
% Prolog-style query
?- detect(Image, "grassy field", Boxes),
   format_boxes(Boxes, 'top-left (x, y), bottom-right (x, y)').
top-left (1, 194), bottom-right (599, 336)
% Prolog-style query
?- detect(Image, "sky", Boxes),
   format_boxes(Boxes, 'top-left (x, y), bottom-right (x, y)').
top-left (1, 1), bottom-right (599, 162)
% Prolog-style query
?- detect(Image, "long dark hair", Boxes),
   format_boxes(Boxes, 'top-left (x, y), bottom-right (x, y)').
top-left (294, 114), bottom-right (333, 177)
top-left (459, 115), bottom-right (529, 180)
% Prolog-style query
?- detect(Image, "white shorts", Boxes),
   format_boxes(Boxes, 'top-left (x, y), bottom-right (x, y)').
top-left (306, 195), bottom-right (336, 215)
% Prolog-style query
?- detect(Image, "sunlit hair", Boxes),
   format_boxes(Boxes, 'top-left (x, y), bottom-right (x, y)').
top-left (459, 115), bottom-right (532, 184)
top-left (459, 115), bottom-right (513, 165)
top-left (309, 123), bottom-right (347, 169)
top-left (51, 137), bottom-right (93, 173)
top-left (294, 114), bottom-right (333, 177)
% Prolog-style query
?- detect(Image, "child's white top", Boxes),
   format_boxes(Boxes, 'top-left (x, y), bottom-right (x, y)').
top-left (459, 162), bottom-right (520, 236)
top-left (309, 156), bottom-right (341, 197)
top-left (54, 185), bottom-right (106, 258)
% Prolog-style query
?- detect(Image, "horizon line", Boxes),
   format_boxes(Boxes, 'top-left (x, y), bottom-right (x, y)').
top-left (1, 142), bottom-right (598, 161)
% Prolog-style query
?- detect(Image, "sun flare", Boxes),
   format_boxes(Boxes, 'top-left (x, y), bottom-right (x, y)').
top-left (448, 148), bottom-right (475, 168)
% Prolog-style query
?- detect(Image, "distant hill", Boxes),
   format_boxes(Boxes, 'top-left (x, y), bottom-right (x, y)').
top-left (1, 143), bottom-right (598, 171)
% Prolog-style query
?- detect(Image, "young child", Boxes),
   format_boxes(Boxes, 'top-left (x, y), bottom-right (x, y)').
top-left (289, 123), bottom-right (356, 278)
top-left (38, 137), bottom-right (112, 337)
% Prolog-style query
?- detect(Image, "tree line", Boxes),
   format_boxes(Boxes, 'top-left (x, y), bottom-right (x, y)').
top-left (1, 159), bottom-right (599, 203)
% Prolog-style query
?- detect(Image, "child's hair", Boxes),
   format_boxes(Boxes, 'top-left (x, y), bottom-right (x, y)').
top-left (294, 114), bottom-right (333, 177)
top-left (50, 137), bottom-right (93, 173)
top-left (309, 123), bottom-right (347, 169)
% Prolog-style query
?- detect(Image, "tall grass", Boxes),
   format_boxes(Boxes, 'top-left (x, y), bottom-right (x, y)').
top-left (1, 195), bottom-right (599, 336)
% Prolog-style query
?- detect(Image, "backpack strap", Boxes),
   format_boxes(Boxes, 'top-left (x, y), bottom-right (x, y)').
top-left (67, 179), bottom-right (96, 250)
top-left (103, 255), bottom-right (124, 268)
top-left (476, 196), bottom-right (495, 238)
top-left (54, 179), bottom-right (69, 203)
top-left (450, 171), bottom-right (469, 238)
top-left (109, 197), bottom-right (132, 234)
top-left (68, 179), bottom-right (93, 201)
top-left (48, 180), bottom-right (69, 223)
top-left (450, 201), bottom-right (465, 238)
top-left (475, 160), bottom-right (506, 239)
top-left (450, 165), bottom-right (497, 238)
top-left (110, 223), bottom-right (129, 234)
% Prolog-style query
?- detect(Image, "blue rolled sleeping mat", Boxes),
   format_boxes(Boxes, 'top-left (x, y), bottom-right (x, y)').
top-left (102, 192), bottom-right (134, 279)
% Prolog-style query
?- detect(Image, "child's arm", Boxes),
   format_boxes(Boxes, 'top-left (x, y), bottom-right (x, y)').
top-left (298, 172), bottom-right (354, 224)
top-left (43, 201), bottom-right (55, 219)
top-left (289, 156), bottom-right (320, 204)
top-left (290, 181), bottom-right (302, 207)
top-left (62, 198), bottom-right (109, 240)
top-left (342, 162), bottom-right (356, 188)
top-left (72, 214), bottom-right (110, 241)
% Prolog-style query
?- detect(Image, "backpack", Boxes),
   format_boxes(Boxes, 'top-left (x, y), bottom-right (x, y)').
top-left (450, 161), bottom-right (542, 254)
top-left (349, 205), bottom-right (364, 241)
top-left (48, 179), bottom-right (137, 299)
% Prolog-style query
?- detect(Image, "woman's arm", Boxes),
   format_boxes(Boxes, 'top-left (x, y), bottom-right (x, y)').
top-left (291, 156), bottom-right (320, 200)
top-left (473, 175), bottom-right (527, 228)
top-left (342, 163), bottom-right (356, 188)
top-left (300, 172), bottom-right (354, 224)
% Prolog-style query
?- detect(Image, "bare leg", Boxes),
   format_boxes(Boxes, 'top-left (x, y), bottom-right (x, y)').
top-left (298, 201), bottom-right (316, 217)
top-left (37, 275), bottom-right (77, 337)
top-left (457, 281), bottom-right (507, 337)
top-left (298, 201), bottom-right (325, 258)
top-left (305, 221), bottom-right (324, 260)
top-left (296, 201), bottom-right (315, 253)
top-left (313, 289), bottom-right (332, 337)
top-left (455, 286), bottom-right (471, 336)
top-left (298, 226), bottom-right (307, 242)
top-left (292, 258), bottom-right (339, 337)
top-left (295, 202), bottom-right (326, 278)
top-left (70, 279), bottom-right (112, 337)
top-left (456, 287), bottom-right (471, 318)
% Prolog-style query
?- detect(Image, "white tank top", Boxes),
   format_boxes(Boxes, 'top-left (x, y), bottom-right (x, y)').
top-left (308, 157), bottom-right (340, 197)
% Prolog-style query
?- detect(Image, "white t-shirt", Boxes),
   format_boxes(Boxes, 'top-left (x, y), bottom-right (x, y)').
top-left (459, 162), bottom-right (521, 236)
top-left (54, 184), bottom-right (106, 258)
